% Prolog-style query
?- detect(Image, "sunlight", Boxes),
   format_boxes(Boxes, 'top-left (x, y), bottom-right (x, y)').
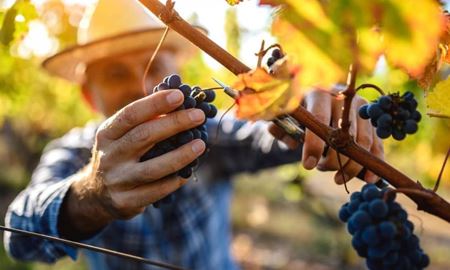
top-left (15, 20), bottom-right (58, 58)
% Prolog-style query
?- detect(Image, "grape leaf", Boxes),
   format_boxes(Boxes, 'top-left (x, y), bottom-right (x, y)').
top-left (426, 76), bottom-right (450, 118)
top-left (414, 12), bottom-right (449, 89)
top-left (382, 1), bottom-right (444, 77)
top-left (232, 62), bottom-right (302, 120)
top-left (265, 0), bottom-right (444, 89)
top-left (441, 12), bottom-right (450, 64)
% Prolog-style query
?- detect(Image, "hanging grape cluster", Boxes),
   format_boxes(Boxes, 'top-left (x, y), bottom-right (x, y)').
top-left (339, 184), bottom-right (429, 270)
top-left (141, 74), bottom-right (217, 207)
top-left (358, 92), bottom-right (421, 140)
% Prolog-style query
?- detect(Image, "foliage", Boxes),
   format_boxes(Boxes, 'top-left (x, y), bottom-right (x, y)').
top-left (227, 0), bottom-right (450, 119)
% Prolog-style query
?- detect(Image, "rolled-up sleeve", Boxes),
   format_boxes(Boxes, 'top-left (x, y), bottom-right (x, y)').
top-left (4, 127), bottom-right (93, 263)
top-left (204, 114), bottom-right (303, 178)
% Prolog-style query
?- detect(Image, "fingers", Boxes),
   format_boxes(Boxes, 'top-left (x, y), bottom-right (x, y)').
top-left (317, 95), bottom-right (345, 170)
top-left (268, 123), bottom-right (300, 149)
top-left (113, 175), bottom-right (189, 212)
top-left (123, 176), bottom-right (188, 208)
top-left (335, 98), bottom-right (376, 184)
top-left (302, 90), bottom-right (332, 169)
top-left (364, 127), bottom-right (385, 183)
top-left (120, 139), bottom-right (206, 186)
top-left (98, 90), bottom-right (185, 141)
top-left (113, 108), bottom-right (205, 157)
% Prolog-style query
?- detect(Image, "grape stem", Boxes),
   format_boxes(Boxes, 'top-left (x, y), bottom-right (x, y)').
top-left (139, 0), bottom-right (450, 224)
top-left (142, 26), bottom-right (170, 95)
top-left (433, 147), bottom-right (450, 192)
top-left (355, 83), bottom-right (386, 96)
top-left (336, 152), bottom-right (350, 194)
top-left (202, 87), bottom-right (226, 91)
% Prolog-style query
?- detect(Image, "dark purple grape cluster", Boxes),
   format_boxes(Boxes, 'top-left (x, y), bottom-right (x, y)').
top-left (359, 92), bottom-right (421, 140)
top-left (141, 74), bottom-right (217, 206)
top-left (339, 184), bottom-right (429, 270)
top-left (267, 48), bottom-right (284, 67)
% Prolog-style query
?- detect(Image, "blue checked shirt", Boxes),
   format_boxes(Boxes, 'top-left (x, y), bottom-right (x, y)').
top-left (4, 116), bottom-right (302, 270)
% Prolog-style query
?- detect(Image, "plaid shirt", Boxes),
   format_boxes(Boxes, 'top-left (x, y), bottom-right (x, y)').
top-left (4, 116), bottom-right (301, 270)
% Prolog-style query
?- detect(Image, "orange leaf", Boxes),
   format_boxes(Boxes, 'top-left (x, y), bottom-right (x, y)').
top-left (232, 62), bottom-right (302, 121)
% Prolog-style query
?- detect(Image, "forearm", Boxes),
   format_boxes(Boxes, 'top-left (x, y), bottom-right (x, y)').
top-left (58, 166), bottom-right (113, 241)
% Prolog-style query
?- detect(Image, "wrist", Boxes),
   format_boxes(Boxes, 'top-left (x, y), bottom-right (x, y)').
top-left (58, 168), bottom-right (113, 240)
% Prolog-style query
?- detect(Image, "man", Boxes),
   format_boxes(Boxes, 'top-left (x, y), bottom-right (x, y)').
top-left (4, 0), bottom-right (383, 269)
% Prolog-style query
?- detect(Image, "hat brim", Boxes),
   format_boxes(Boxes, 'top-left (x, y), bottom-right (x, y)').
top-left (42, 27), bottom-right (205, 84)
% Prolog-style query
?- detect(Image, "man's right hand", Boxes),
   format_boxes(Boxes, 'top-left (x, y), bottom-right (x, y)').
top-left (59, 89), bottom-right (206, 239)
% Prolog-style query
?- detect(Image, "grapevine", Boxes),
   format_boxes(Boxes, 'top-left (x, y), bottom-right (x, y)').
top-left (138, 0), bottom-right (450, 223)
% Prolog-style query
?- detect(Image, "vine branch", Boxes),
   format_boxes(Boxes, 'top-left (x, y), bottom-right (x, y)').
top-left (139, 0), bottom-right (450, 223)
top-left (341, 64), bottom-right (357, 134)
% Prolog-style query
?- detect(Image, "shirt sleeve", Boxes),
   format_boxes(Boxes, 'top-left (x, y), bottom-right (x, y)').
top-left (204, 114), bottom-right (303, 178)
top-left (4, 138), bottom-right (92, 263)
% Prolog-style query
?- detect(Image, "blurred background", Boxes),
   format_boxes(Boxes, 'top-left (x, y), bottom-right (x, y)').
top-left (0, 0), bottom-right (449, 269)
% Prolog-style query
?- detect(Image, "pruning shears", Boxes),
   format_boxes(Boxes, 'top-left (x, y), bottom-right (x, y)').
top-left (212, 78), bottom-right (306, 143)
top-left (212, 77), bottom-right (388, 188)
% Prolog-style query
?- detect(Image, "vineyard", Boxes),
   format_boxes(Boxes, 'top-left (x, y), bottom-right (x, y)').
top-left (0, 0), bottom-right (450, 269)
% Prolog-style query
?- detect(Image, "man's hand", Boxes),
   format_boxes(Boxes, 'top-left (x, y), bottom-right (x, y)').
top-left (268, 88), bottom-right (384, 185)
top-left (59, 89), bottom-right (206, 239)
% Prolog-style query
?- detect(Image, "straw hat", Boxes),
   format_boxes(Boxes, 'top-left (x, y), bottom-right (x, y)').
top-left (42, 0), bottom-right (204, 84)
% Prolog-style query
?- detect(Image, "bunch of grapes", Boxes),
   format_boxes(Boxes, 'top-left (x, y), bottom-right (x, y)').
top-left (266, 48), bottom-right (284, 68)
top-left (141, 74), bottom-right (217, 206)
top-left (339, 184), bottom-right (429, 270)
top-left (358, 92), bottom-right (421, 140)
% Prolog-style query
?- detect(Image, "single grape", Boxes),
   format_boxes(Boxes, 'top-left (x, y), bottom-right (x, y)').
top-left (378, 96), bottom-right (392, 110)
top-left (168, 74), bottom-right (182, 88)
top-left (272, 48), bottom-right (283, 59)
top-left (359, 104), bottom-right (370, 119)
top-left (157, 82), bottom-right (170, 91)
top-left (367, 103), bottom-right (383, 119)
top-left (376, 126), bottom-right (392, 139)
top-left (403, 119), bottom-right (418, 134)
top-left (179, 84), bottom-right (192, 97)
top-left (377, 113), bottom-right (392, 128)
top-left (207, 105), bottom-right (218, 118)
top-left (183, 96), bottom-right (196, 109)
top-left (204, 90), bottom-right (216, 103)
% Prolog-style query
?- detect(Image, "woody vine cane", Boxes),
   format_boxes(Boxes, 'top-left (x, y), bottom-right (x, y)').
top-left (138, 0), bottom-right (450, 223)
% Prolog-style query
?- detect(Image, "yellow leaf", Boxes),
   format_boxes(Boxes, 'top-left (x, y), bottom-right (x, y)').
top-left (272, 18), bottom-right (346, 89)
top-left (269, 0), bottom-right (444, 88)
top-left (232, 65), bottom-right (302, 120)
top-left (226, 0), bottom-right (242, 6)
top-left (383, 0), bottom-right (444, 77)
top-left (426, 77), bottom-right (450, 118)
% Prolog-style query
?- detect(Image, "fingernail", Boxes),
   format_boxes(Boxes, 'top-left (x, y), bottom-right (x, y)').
top-left (166, 90), bottom-right (183, 104)
top-left (303, 156), bottom-right (317, 170)
top-left (188, 109), bottom-right (204, 122)
top-left (191, 140), bottom-right (205, 154)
